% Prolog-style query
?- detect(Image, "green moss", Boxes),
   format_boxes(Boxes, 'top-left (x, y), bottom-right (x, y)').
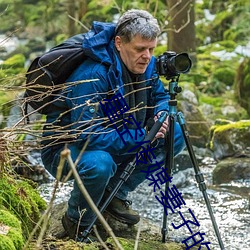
top-left (6, 228), bottom-right (24, 249)
top-left (209, 120), bottom-right (250, 150)
top-left (213, 67), bottom-right (235, 86)
top-left (84, 243), bottom-right (100, 250)
top-left (213, 120), bottom-right (250, 133)
top-left (0, 91), bottom-right (17, 108)
top-left (106, 237), bottom-right (186, 250)
top-left (0, 54), bottom-right (26, 86)
top-left (0, 209), bottom-right (21, 229)
top-left (199, 95), bottom-right (224, 107)
top-left (0, 209), bottom-right (24, 250)
top-left (214, 119), bottom-right (232, 126)
top-left (1, 54), bottom-right (25, 69)
top-left (0, 175), bottom-right (47, 239)
top-left (217, 40), bottom-right (237, 51)
top-left (0, 235), bottom-right (16, 250)
top-left (199, 90), bottom-right (248, 121)
top-left (55, 34), bottom-right (68, 45)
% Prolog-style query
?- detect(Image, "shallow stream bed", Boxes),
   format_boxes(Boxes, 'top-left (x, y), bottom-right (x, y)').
top-left (38, 157), bottom-right (250, 250)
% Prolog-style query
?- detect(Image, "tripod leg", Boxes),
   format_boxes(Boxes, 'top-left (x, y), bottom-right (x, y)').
top-left (177, 112), bottom-right (225, 250)
top-left (162, 114), bottom-right (175, 243)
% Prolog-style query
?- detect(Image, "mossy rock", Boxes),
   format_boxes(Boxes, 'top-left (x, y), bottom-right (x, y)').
top-left (0, 209), bottom-right (24, 250)
top-left (209, 120), bottom-right (250, 160)
top-left (42, 202), bottom-right (208, 250)
top-left (0, 174), bottom-right (47, 239)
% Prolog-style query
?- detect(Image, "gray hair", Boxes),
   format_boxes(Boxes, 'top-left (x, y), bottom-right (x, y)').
top-left (115, 9), bottom-right (160, 43)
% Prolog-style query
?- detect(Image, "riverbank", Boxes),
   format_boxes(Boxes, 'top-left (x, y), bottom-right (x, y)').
top-left (38, 154), bottom-right (250, 250)
top-left (30, 201), bottom-right (202, 250)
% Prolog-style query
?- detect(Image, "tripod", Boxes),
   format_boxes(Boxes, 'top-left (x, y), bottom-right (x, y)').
top-left (81, 111), bottom-right (168, 241)
top-left (161, 76), bottom-right (225, 249)
top-left (82, 76), bottom-right (225, 249)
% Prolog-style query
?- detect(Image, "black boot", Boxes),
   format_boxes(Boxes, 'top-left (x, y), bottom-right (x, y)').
top-left (104, 194), bottom-right (140, 225)
top-left (61, 213), bottom-right (98, 243)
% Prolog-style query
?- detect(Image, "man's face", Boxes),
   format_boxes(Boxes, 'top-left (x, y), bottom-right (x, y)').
top-left (115, 35), bottom-right (157, 74)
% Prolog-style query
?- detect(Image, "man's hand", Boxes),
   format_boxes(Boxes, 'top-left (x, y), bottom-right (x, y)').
top-left (154, 111), bottom-right (169, 139)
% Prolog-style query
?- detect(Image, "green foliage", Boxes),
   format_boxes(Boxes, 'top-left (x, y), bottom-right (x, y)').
top-left (196, 0), bottom-right (250, 47)
top-left (224, 1), bottom-right (250, 44)
top-left (192, 40), bottom-right (241, 95)
top-left (0, 91), bottom-right (15, 108)
top-left (213, 67), bottom-right (235, 86)
top-left (55, 33), bottom-right (69, 45)
top-left (234, 57), bottom-right (250, 115)
top-left (199, 91), bottom-right (248, 121)
top-left (199, 95), bottom-right (224, 107)
top-left (153, 44), bottom-right (167, 57)
top-left (0, 54), bottom-right (26, 84)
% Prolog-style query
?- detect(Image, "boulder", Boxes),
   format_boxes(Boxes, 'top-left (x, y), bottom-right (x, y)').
top-left (213, 157), bottom-right (250, 184)
top-left (177, 83), bottom-right (211, 148)
top-left (209, 119), bottom-right (250, 184)
top-left (42, 202), bottom-right (203, 250)
top-left (209, 119), bottom-right (250, 160)
top-left (179, 100), bottom-right (211, 148)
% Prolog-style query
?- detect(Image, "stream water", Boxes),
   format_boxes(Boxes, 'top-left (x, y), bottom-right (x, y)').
top-left (38, 155), bottom-right (250, 250)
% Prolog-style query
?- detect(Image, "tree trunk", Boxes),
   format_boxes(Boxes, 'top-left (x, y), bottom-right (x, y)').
top-left (67, 0), bottom-right (77, 36)
top-left (78, 0), bottom-right (88, 20)
top-left (167, 0), bottom-right (196, 62)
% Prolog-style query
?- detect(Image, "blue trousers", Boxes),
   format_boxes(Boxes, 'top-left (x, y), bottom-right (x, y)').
top-left (41, 123), bottom-right (185, 226)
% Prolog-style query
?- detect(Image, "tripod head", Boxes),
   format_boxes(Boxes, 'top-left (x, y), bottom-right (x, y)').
top-left (168, 76), bottom-right (182, 100)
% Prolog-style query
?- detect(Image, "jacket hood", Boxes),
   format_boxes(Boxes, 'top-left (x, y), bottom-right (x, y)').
top-left (82, 21), bottom-right (116, 65)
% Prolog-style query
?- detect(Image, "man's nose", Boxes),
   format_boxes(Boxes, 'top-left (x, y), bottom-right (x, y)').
top-left (142, 49), bottom-right (151, 59)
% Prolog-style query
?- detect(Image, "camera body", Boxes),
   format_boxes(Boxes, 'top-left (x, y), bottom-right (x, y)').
top-left (156, 51), bottom-right (192, 79)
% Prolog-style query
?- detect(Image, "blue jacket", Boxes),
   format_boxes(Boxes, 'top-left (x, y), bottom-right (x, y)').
top-left (44, 21), bottom-right (170, 155)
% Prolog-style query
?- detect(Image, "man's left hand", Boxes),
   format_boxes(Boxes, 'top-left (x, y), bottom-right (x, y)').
top-left (154, 112), bottom-right (169, 139)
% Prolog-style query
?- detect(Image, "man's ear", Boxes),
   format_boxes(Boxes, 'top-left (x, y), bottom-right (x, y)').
top-left (115, 36), bottom-right (122, 51)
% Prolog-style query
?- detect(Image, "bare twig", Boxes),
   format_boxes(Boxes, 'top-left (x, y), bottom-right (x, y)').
top-left (93, 225), bottom-right (110, 250)
top-left (61, 148), bottom-right (124, 250)
top-left (134, 220), bottom-right (142, 250)
top-left (68, 14), bottom-right (90, 32)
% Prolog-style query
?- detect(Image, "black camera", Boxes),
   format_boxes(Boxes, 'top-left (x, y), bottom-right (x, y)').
top-left (156, 51), bottom-right (192, 79)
